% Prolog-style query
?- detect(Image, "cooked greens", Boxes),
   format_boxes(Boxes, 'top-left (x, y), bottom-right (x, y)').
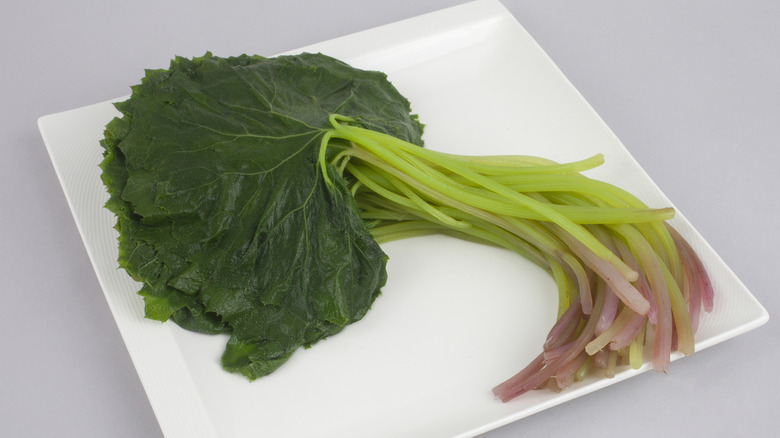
top-left (100, 52), bottom-right (713, 399)
top-left (100, 53), bottom-right (422, 379)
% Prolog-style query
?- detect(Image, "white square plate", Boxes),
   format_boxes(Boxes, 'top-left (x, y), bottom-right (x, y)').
top-left (38, 1), bottom-right (768, 437)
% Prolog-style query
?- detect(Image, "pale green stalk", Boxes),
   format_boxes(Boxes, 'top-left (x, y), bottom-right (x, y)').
top-left (329, 120), bottom-right (637, 281)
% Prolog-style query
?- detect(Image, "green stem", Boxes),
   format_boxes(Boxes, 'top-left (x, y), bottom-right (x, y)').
top-left (329, 121), bottom-right (637, 281)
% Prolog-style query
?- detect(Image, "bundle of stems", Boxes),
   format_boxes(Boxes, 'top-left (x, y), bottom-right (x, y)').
top-left (319, 115), bottom-right (714, 402)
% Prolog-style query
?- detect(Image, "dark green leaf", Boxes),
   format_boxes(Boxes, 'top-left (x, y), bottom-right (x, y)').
top-left (100, 52), bottom-right (423, 379)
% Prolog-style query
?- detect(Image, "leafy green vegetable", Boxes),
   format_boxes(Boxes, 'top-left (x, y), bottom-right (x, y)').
top-left (101, 52), bottom-right (713, 399)
top-left (100, 52), bottom-right (423, 379)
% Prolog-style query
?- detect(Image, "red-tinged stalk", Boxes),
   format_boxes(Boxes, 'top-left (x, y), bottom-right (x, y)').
top-left (319, 115), bottom-right (713, 401)
top-left (596, 284), bottom-right (620, 336)
top-left (552, 190), bottom-right (684, 293)
top-left (491, 353), bottom-right (546, 399)
top-left (492, 284), bottom-right (605, 402)
top-left (586, 305), bottom-right (636, 355)
top-left (661, 259), bottom-right (695, 356)
top-left (639, 221), bottom-right (685, 288)
top-left (556, 230), bottom-right (650, 316)
top-left (667, 224), bottom-right (714, 314)
top-left (613, 224), bottom-right (672, 373)
top-left (543, 300), bottom-right (583, 350)
top-left (585, 225), bottom-right (622, 335)
top-left (675, 241), bottom-right (701, 334)
top-left (609, 312), bottom-right (646, 351)
top-left (543, 343), bottom-right (570, 363)
top-left (592, 348), bottom-right (610, 369)
top-left (554, 352), bottom-right (589, 389)
top-left (613, 238), bottom-right (658, 324)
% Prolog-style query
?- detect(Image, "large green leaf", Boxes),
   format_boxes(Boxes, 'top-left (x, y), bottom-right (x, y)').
top-left (100, 53), bottom-right (423, 379)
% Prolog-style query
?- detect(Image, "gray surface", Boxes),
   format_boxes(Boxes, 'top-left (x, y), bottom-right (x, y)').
top-left (2, 0), bottom-right (777, 437)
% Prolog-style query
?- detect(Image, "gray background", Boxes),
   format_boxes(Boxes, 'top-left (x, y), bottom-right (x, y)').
top-left (2, 0), bottom-right (778, 437)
